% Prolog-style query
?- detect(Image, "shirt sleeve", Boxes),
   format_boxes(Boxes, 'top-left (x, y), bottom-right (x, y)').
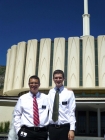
top-left (13, 97), bottom-right (23, 134)
top-left (69, 91), bottom-right (76, 131)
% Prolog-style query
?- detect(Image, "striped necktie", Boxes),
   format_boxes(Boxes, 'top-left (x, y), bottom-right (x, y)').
top-left (52, 88), bottom-right (60, 122)
top-left (33, 96), bottom-right (39, 126)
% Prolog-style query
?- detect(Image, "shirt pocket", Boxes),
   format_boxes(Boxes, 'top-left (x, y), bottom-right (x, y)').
top-left (60, 100), bottom-right (69, 109)
top-left (38, 104), bottom-right (47, 114)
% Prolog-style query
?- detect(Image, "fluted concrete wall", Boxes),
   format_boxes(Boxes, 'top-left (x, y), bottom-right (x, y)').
top-left (24, 39), bottom-right (38, 88)
top-left (98, 36), bottom-right (105, 87)
top-left (67, 37), bottom-right (79, 88)
top-left (83, 36), bottom-right (95, 87)
top-left (3, 35), bottom-right (105, 96)
top-left (38, 38), bottom-right (51, 88)
top-left (3, 49), bottom-right (11, 93)
top-left (13, 42), bottom-right (26, 89)
top-left (52, 38), bottom-right (65, 87)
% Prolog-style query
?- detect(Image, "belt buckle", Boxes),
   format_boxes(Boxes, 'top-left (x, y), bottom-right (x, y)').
top-left (55, 124), bottom-right (60, 128)
top-left (34, 127), bottom-right (40, 131)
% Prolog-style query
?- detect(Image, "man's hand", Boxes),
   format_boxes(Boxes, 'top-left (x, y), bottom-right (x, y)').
top-left (68, 130), bottom-right (75, 140)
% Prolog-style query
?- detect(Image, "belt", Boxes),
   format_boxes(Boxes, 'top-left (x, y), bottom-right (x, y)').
top-left (21, 125), bottom-right (48, 131)
top-left (49, 123), bottom-right (70, 128)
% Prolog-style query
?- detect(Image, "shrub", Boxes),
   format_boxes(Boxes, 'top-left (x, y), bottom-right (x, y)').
top-left (0, 121), bottom-right (10, 133)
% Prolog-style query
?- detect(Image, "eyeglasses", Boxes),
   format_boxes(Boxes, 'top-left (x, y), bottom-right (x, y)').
top-left (29, 82), bottom-right (39, 85)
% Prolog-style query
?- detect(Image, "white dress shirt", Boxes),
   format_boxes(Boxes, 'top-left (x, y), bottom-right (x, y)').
top-left (14, 91), bottom-right (49, 134)
top-left (48, 86), bottom-right (76, 131)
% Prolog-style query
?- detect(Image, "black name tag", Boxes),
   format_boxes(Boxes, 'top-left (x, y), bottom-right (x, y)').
top-left (42, 105), bottom-right (46, 109)
top-left (62, 101), bottom-right (67, 105)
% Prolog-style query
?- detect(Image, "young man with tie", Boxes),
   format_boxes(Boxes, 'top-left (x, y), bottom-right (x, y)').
top-left (48, 69), bottom-right (76, 140)
top-left (14, 75), bottom-right (49, 140)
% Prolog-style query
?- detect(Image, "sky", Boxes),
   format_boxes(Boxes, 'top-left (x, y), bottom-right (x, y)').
top-left (0, 0), bottom-right (105, 65)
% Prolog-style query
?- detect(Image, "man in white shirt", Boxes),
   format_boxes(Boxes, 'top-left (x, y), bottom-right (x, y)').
top-left (14, 75), bottom-right (49, 140)
top-left (48, 70), bottom-right (76, 140)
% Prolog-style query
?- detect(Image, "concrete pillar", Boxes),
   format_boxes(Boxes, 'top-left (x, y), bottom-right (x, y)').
top-left (38, 38), bottom-right (51, 88)
top-left (67, 37), bottom-right (79, 88)
top-left (24, 39), bottom-right (38, 88)
top-left (98, 36), bottom-right (105, 87)
top-left (3, 49), bottom-right (11, 94)
top-left (6, 45), bottom-right (17, 91)
top-left (83, 36), bottom-right (95, 87)
top-left (52, 38), bottom-right (65, 87)
top-left (13, 42), bottom-right (26, 90)
top-left (97, 107), bottom-right (101, 137)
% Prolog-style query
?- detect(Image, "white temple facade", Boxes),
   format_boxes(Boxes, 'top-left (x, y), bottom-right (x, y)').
top-left (2, 35), bottom-right (105, 137)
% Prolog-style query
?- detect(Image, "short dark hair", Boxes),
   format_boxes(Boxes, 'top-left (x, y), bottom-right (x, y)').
top-left (53, 69), bottom-right (64, 78)
top-left (29, 75), bottom-right (40, 84)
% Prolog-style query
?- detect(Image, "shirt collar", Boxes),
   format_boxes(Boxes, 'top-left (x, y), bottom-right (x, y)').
top-left (29, 91), bottom-right (40, 98)
top-left (54, 85), bottom-right (64, 92)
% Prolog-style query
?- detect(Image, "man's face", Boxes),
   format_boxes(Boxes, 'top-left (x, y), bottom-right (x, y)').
top-left (53, 73), bottom-right (64, 88)
top-left (28, 78), bottom-right (40, 94)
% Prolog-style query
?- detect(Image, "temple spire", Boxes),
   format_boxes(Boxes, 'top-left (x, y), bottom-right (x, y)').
top-left (82, 0), bottom-right (90, 36)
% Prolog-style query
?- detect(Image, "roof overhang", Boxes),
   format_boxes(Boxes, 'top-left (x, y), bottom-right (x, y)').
top-left (0, 97), bottom-right (105, 110)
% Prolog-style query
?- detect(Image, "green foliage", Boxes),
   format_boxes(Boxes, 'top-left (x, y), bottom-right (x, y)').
top-left (0, 122), bottom-right (3, 132)
top-left (0, 121), bottom-right (10, 133)
top-left (0, 66), bottom-right (5, 92)
top-left (0, 85), bottom-right (3, 89)
top-left (0, 66), bottom-right (6, 75)
top-left (0, 89), bottom-right (3, 95)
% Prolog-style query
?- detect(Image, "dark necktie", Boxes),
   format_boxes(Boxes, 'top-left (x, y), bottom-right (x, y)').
top-left (52, 88), bottom-right (59, 122)
top-left (33, 96), bottom-right (39, 126)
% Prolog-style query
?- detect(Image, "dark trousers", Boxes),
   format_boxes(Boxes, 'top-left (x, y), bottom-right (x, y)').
top-left (18, 126), bottom-right (48, 140)
top-left (48, 123), bottom-right (70, 140)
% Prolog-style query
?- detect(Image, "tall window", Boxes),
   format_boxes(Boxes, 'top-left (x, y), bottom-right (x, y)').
top-left (49, 41), bottom-right (54, 86)
top-left (101, 112), bottom-right (105, 136)
top-left (64, 41), bottom-right (68, 86)
top-left (79, 39), bottom-right (83, 86)
top-left (78, 111), bottom-right (86, 134)
top-left (89, 111), bottom-right (97, 136)
top-left (94, 39), bottom-right (99, 86)
top-left (23, 44), bottom-right (27, 87)
top-left (36, 42), bottom-right (40, 76)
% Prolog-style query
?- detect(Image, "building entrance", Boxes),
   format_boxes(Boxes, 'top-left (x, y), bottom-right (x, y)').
top-left (76, 111), bottom-right (97, 136)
